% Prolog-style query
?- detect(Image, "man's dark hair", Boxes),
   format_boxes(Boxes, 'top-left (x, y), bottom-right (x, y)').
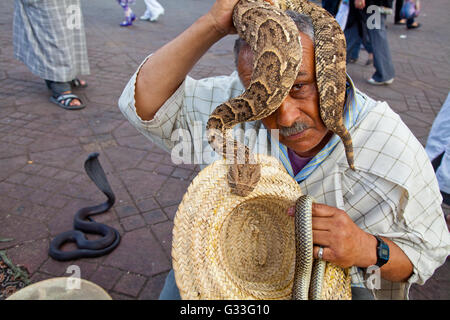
top-left (233, 11), bottom-right (314, 67)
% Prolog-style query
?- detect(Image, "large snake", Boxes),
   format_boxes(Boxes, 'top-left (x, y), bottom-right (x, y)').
top-left (206, 0), bottom-right (352, 299)
top-left (206, 0), bottom-right (353, 198)
top-left (49, 153), bottom-right (121, 261)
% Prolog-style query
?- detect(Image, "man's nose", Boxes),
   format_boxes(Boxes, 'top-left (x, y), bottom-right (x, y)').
top-left (277, 96), bottom-right (300, 128)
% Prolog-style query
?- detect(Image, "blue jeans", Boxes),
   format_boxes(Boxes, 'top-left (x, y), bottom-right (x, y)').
top-left (362, 11), bottom-right (395, 81)
top-left (158, 269), bottom-right (181, 300)
top-left (346, 10), bottom-right (395, 82)
top-left (345, 22), bottom-right (373, 60)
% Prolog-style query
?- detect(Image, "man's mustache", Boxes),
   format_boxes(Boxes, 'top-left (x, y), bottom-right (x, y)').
top-left (279, 121), bottom-right (309, 137)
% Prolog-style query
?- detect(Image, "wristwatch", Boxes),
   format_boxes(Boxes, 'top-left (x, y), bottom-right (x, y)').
top-left (374, 235), bottom-right (390, 268)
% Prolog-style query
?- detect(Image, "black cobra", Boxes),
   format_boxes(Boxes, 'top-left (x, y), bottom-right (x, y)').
top-left (49, 153), bottom-right (120, 261)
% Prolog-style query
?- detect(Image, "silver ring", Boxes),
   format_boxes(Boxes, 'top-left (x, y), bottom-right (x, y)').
top-left (318, 246), bottom-right (324, 260)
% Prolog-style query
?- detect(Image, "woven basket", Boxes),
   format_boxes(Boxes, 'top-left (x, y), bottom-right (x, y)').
top-left (172, 154), bottom-right (351, 299)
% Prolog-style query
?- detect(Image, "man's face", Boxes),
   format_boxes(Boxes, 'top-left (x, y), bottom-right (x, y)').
top-left (237, 32), bottom-right (332, 158)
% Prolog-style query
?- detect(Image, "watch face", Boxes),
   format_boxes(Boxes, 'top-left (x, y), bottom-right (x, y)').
top-left (381, 248), bottom-right (389, 257)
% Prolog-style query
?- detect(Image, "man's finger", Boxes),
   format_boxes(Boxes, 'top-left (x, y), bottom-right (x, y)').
top-left (313, 245), bottom-right (333, 261)
top-left (312, 216), bottom-right (331, 231)
top-left (311, 203), bottom-right (336, 217)
top-left (312, 230), bottom-right (331, 247)
top-left (287, 206), bottom-right (295, 217)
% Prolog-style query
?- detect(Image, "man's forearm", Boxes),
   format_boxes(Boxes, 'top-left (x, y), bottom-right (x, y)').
top-left (135, 14), bottom-right (227, 121)
top-left (359, 233), bottom-right (413, 282)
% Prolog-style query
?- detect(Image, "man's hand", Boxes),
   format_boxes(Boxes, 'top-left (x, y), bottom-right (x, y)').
top-left (355, 0), bottom-right (366, 10)
top-left (287, 201), bottom-right (413, 282)
top-left (288, 203), bottom-right (376, 268)
top-left (206, 0), bottom-right (241, 35)
top-left (135, 0), bottom-right (241, 121)
top-left (310, 203), bottom-right (376, 268)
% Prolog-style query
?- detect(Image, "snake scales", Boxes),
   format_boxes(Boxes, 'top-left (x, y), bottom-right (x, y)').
top-left (206, 0), bottom-right (352, 299)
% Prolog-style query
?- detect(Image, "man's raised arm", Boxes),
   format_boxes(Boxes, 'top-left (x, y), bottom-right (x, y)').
top-left (134, 0), bottom-right (240, 121)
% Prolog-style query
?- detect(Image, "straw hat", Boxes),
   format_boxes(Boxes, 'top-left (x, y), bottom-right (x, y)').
top-left (172, 154), bottom-right (303, 299)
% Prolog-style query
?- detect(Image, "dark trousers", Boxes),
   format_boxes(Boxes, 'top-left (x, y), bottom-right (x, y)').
top-left (322, 0), bottom-right (341, 16)
top-left (394, 0), bottom-right (404, 22)
top-left (345, 18), bottom-right (373, 60)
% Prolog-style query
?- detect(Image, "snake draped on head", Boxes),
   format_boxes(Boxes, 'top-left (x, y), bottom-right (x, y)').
top-left (206, 0), bottom-right (354, 197)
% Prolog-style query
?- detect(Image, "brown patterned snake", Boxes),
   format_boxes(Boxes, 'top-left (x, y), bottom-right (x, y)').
top-left (205, 0), bottom-right (353, 299)
top-left (206, 0), bottom-right (353, 198)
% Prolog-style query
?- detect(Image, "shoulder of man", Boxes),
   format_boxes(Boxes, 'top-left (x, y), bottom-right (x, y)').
top-left (341, 93), bottom-right (436, 192)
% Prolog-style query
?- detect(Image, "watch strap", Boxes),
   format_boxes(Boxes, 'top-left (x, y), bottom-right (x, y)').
top-left (375, 235), bottom-right (390, 268)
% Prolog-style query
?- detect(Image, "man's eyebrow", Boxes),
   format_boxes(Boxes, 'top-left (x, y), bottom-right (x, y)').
top-left (296, 71), bottom-right (309, 78)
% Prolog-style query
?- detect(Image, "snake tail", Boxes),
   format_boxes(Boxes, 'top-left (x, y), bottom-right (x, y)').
top-left (309, 259), bottom-right (326, 299)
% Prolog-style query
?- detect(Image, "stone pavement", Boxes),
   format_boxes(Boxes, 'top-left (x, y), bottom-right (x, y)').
top-left (0, 0), bottom-right (448, 300)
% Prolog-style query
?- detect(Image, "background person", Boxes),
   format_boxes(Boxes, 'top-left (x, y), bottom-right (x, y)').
top-left (13, 0), bottom-right (90, 110)
top-left (352, 0), bottom-right (396, 85)
top-left (426, 92), bottom-right (450, 215)
top-left (117, 0), bottom-right (136, 27)
top-left (140, 0), bottom-right (165, 22)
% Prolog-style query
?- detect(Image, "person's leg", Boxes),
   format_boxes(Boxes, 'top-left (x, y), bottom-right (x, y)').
top-left (146, 0), bottom-right (164, 21)
top-left (45, 80), bottom-right (85, 109)
top-left (363, 13), bottom-right (395, 82)
top-left (159, 269), bottom-right (181, 300)
top-left (406, 16), bottom-right (420, 29)
top-left (344, 20), bottom-right (362, 63)
top-left (349, 37), bottom-right (362, 62)
top-left (117, 0), bottom-right (135, 26)
top-left (360, 20), bottom-right (373, 65)
top-left (394, 0), bottom-right (406, 23)
top-left (141, 0), bottom-right (152, 20)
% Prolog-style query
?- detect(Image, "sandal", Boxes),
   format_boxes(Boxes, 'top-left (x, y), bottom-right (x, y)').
top-left (70, 78), bottom-right (88, 88)
top-left (49, 93), bottom-right (86, 110)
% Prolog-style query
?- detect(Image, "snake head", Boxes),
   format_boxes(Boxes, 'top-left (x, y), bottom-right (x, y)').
top-left (227, 163), bottom-right (261, 197)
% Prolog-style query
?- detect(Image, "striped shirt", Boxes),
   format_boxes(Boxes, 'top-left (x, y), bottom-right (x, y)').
top-left (119, 55), bottom-right (450, 300)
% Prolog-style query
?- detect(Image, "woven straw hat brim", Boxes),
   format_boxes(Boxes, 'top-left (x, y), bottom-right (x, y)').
top-left (172, 154), bottom-right (302, 300)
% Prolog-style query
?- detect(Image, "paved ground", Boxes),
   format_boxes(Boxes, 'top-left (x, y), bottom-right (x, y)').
top-left (0, 0), bottom-right (448, 300)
